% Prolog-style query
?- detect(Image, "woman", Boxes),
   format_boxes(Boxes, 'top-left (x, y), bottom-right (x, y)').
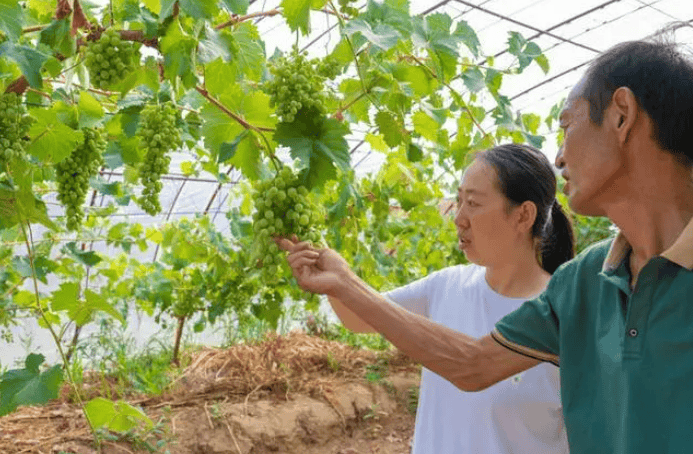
top-left (284, 143), bottom-right (573, 453)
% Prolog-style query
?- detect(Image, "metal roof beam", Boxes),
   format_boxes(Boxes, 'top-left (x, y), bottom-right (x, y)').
top-left (453, 0), bottom-right (601, 54)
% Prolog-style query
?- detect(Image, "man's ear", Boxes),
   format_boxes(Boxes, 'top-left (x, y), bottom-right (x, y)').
top-left (515, 200), bottom-right (538, 234)
top-left (609, 87), bottom-right (638, 146)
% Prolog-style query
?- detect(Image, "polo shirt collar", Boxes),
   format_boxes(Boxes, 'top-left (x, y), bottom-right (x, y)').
top-left (602, 216), bottom-right (693, 272)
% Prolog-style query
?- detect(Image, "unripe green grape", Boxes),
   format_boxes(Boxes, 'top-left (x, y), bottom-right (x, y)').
top-left (85, 28), bottom-right (136, 89)
top-left (263, 46), bottom-right (332, 123)
top-left (136, 102), bottom-right (181, 215)
top-left (0, 93), bottom-right (33, 172)
top-left (56, 127), bottom-right (106, 231)
top-left (250, 166), bottom-right (324, 278)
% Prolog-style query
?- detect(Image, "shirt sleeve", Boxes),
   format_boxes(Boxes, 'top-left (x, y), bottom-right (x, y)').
top-left (383, 272), bottom-right (435, 318)
top-left (491, 271), bottom-right (563, 367)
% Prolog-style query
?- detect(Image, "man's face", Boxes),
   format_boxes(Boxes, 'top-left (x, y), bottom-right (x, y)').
top-left (555, 78), bottom-right (623, 216)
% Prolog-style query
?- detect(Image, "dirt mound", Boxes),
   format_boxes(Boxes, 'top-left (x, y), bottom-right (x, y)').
top-left (0, 331), bottom-right (421, 453)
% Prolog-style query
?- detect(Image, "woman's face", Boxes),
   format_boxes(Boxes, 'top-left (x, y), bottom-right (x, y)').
top-left (454, 159), bottom-right (524, 267)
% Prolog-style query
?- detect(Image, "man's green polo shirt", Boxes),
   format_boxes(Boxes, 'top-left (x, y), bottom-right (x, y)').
top-left (491, 223), bottom-right (693, 454)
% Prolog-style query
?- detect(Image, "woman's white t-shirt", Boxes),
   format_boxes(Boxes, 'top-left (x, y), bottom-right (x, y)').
top-left (384, 264), bottom-right (568, 454)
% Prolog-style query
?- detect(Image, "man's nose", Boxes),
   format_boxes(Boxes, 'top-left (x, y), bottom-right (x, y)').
top-left (555, 146), bottom-right (565, 169)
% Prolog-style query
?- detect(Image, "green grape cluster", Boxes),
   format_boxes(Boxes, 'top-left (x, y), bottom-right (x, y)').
top-left (136, 102), bottom-right (181, 215)
top-left (84, 28), bottom-right (136, 89)
top-left (251, 166), bottom-right (323, 277)
top-left (316, 57), bottom-right (342, 80)
top-left (56, 128), bottom-right (106, 231)
top-left (337, 0), bottom-right (359, 17)
top-left (264, 47), bottom-right (329, 123)
top-left (0, 93), bottom-right (32, 171)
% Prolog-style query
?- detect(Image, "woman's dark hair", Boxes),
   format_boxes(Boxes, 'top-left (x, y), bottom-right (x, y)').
top-left (476, 143), bottom-right (575, 274)
top-left (580, 38), bottom-right (693, 166)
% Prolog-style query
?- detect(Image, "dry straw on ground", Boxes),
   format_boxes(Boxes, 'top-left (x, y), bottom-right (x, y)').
top-left (0, 330), bottom-right (418, 454)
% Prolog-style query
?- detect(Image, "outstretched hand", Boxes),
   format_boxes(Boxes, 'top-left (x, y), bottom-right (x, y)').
top-left (274, 236), bottom-right (353, 295)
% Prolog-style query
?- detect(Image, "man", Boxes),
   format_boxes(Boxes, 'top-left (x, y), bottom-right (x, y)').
top-left (277, 40), bottom-right (693, 453)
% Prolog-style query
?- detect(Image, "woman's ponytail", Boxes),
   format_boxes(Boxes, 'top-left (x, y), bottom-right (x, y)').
top-left (540, 200), bottom-right (575, 274)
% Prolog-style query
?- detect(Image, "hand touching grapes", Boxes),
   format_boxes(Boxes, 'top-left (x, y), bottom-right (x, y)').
top-left (251, 167), bottom-right (323, 280)
top-left (275, 236), bottom-right (353, 295)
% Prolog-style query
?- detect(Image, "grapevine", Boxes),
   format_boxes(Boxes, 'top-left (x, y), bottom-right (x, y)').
top-left (84, 28), bottom-right (136, 89)
top-left (337, 0), bottom-right (360, 18)
top-left (264, 47), bottom-right (336, 123)
top-left (136, 102), bottom-right (182, 215)
top-left (55, 128), bottom-right (106, 231)
top-left (251, 166), bottom-right (324, 278)
top-left (0, 93), bottom-right (32, 174)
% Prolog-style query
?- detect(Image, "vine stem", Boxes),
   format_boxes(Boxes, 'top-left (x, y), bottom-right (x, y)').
top-left (408, 53), bottom-right (495, 145)
top-left (19, 221), bottom-right (100, 448)
top-left (215, 9), bottom-right (282, 30)
top-left (22, 24), bottom-right (50, 34)
top-left (194, 86), bottom-right (274, 133)
top-left (334, 89), bottom-right (370, 118)
top-left (327, 1), bottom-right (380, 111)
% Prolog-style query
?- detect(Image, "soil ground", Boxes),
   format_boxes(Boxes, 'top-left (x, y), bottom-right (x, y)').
top-left (0, 331), bottom-right (420, 454)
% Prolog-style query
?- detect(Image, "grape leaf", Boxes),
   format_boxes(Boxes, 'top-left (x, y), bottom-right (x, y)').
top-left (407, 142), bottom-right (423, 162)
top-left (141, 0), bottom-right (161, 15)
top-left (27, 108), bottom-right (84, 164)
top-left (280, 0), bottom-right (327, 35)
top-left (453, 20), bottom-right (480, 57)
top-left (391, 64), bottom-right (435, 98)
top-left (412, 110), bottom-right (439, 142)
top-left (11, 256), bottom-right (56, 284)
top-left (62, 242), bottom-right (103, 267)
top-left (39, 18), bottom-right (74, 58)
top-left (375, 111), bottom-right (403, 148)
top-left (461, 67), bottom-right (484, 93)
top-left (535, 54), bottom-right (550, 74)
top-left (344, 20), bottom-right (401, 51)
top-left (200, 86), bottom-right (273, 180)
top-left (0, 177), bottom-right (57, 230)
top-left (361, 0), bottom-right (412, 36)
top-left (274, 114), bottom-right (350, 189)
top-left (160, 18), bottom-right (198, 88)
top-left (0, 0), bottom-right (24, 41)
top-left (77, 91), bottom-right (105, 129)
top-left (523, 132), bottom-right (545, 149)
top-left (177, 0), bottom-right (219, 19)
top-left (411, 13), bottom-right (466, 81)
top-left (222, 0), bottom-right (249, 14)
top-left (198, 25), bottom-right (231, 64)
top-left (0, 42), bottom-right (50, 89)
top-left (507, 31), bottom-right (526, 56)
top-left (0, 354), bottom-right (63, 417)
top-left (226, 23), bottom-right (265, 81)
top-left (218, 130), bottom-right (249, 163)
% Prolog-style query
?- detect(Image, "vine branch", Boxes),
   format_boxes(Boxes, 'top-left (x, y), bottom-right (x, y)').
top-left (408, 53), bottom-right (495, 145)
top-left (194, 86), bottom-right (274, 133)
top-left (215, 9), bottom-right (282, 30)
top-left (19, 221), bottom-right (98, 443)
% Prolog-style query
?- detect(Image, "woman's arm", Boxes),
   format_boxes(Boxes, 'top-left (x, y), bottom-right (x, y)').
top-left (327, 295), bottom-right (377, 333)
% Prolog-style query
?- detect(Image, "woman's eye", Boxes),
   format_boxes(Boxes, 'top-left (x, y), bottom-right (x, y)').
top-left (467, 200), bottom-right (477, 207)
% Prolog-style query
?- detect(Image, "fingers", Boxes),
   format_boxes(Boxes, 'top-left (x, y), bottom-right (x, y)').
top-left (286, 250), bottom-right (319, 268)
top-left (275, 236), bottom-right (317, 254)
top-left (274, 237), bottom-right (295, 252)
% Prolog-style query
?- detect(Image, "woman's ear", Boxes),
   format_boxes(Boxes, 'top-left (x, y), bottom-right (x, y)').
top-left (515, 200), bottom-right (538, 234)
